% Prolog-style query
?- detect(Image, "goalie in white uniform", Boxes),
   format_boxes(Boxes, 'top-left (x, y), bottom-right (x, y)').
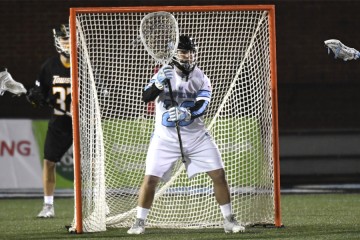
top-left (128, 35), bottom-right (245, 234)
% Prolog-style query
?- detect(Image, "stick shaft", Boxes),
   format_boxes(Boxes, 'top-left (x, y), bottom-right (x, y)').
top-left (166, 79), bottom-right (185, 163)
top-left (47, 102), bottom-right (72, 117)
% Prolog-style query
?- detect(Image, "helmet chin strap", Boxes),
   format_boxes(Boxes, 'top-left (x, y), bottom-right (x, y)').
top-left (60, 54), bottom-right (71, 68)
top-left (61, 51), bottom-right (70, 59)
top-left (172, 59), bottom-right (196, 77)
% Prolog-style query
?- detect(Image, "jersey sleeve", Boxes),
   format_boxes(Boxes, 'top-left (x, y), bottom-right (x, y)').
top-left (189, 74), bottom-right (212, 119)
top-left (189, 99), bottom-right (209, 119)
top-left (142, 78), bottom-right (162, 103)
top-left (196, 74), bottom-right (212, 102)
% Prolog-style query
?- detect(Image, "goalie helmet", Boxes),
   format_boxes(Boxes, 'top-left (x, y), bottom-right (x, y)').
top-left (172, 35), bottom-right (197, 75)
top-left (53, 24), bottom-right (70, 58)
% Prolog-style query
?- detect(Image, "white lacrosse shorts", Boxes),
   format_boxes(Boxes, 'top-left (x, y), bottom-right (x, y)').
top-left (145, 132), bottom-right (224, 181)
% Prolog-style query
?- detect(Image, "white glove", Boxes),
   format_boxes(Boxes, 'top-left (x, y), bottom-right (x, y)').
top-left (155, 65), bottom-right (173, 90)
top-left (168, 106), bottom-right (191, 122)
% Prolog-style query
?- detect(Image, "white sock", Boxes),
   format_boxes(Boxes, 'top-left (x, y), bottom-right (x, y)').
top-left (220, 203), bottom-right (232, 218)
top-left (136, 206), bottom-right (150, 220)
top-left (44, 196), bottom-right (54, 205)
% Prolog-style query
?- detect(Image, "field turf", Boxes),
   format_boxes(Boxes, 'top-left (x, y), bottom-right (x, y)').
top-left (0, 193), bottom-right (359, 239)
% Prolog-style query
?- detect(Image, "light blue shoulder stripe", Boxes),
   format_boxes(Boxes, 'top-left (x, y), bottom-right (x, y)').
top-left (144, 79), bottom-right (156, 90)
top-left (192, 100), bottom-right (209, 117)
top-left (197, 90), bottom-right (211, 98)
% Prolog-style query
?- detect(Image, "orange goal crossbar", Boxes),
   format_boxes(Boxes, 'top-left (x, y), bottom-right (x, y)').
top-left (70, 5), bottom-right (275, 14)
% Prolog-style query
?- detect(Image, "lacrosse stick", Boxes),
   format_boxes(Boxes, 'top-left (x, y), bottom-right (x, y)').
top-left (0, 68), bottom-right (27, 96)
top-left (324, 39), bottom-right (360, 61)
top-left (0, 68), bottom-right (71, 116)
top-left (47, 101), bottom-right (72, 117)
top-left (139, 11), bottom-right (186, 163)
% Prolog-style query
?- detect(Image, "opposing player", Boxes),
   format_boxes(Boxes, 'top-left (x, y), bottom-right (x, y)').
top-left (127, 35), bottom-right (245, 234)
top-left (26, 24), bottom-right (72, 218)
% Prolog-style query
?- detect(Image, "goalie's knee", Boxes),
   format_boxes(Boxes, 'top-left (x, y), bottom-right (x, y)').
top-left (142, 175), bottom-right (160, 188)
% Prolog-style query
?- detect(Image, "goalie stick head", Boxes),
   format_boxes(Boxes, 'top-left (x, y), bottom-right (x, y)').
top-left (324, 39), bottom-right (360, 61)
top-left (53, 24), bottom-right (70, 58)
top-left (172, 35), bottom-right (197, 75)
top-left (140, 11), bottom-right (179, 65)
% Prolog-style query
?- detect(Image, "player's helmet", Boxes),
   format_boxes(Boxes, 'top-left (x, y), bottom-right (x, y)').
top-left (53, 24), bottom-right (70, 58)
top-left (172, 35), bottom-right (197, 75)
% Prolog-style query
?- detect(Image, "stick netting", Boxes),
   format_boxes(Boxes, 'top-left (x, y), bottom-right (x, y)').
top-left (71, 7), bottom-right (277, 232)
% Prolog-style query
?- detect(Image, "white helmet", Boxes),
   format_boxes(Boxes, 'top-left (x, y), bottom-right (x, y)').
top-left (53, 24), bottom-right (70, 58)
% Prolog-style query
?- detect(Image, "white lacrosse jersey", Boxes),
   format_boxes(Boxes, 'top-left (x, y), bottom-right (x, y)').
top-left (150, 66), bottom-right (211, 142)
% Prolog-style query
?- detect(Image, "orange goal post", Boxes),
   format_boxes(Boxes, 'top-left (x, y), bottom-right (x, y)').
top-left (69, 5), bottom-right (281, 233)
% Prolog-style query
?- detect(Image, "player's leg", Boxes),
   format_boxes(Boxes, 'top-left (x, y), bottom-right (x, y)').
top-left (187, 132), bottom-right (245, 233)
top-left (138, 175), bottom-right (160, 209)
top-left (37, 117), bottom-right (72, 218)
top-left (43, 159), bottom-right (56, 196)
top-left (127, 175), bottom-right (160, 234)
top-left (128, 135), bottom-right (179, 234)
top-left (207, 168), bottom-right (230, 205)
top-left (206, 169), bottom-right (244, 233)
top-left (37, 159), bottom-right (56, 218)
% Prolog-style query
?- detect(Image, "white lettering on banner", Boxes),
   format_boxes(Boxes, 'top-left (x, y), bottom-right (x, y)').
top-left (0, 119), bottom-right (42, 188)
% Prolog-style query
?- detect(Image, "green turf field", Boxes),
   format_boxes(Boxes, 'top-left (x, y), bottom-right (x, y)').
top-left (0, 193), bottom-right (359, 239)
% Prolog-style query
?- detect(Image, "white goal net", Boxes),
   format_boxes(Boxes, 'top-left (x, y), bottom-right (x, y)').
top-left (70, 5), bottom-right (280, 233)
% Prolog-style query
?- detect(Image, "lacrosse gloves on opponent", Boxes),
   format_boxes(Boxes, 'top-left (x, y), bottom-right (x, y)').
top-left (26, 86), bottom-right (45, 108)
top-left (168, 107), bottom-right (191, 122)
top-left (155, 65), bottom-right (173, 90)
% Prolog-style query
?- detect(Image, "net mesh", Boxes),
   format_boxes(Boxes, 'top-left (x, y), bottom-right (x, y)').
top-left (71, 7), bottom-right (277, 232)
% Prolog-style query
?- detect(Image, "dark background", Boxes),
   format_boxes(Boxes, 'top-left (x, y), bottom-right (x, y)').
top-left (1, 0), bottom-right (359, 186)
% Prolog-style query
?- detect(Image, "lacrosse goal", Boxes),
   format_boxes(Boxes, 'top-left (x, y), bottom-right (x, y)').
top-left (69, 5), bottom-right (280, 233)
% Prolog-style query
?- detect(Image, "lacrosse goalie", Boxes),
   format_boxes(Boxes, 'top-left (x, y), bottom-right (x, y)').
top-left (127, 35), bottom-right (245, 235)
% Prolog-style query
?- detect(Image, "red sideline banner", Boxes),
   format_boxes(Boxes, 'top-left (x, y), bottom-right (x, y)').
top-left (0, 119), bottom-right (42, 188)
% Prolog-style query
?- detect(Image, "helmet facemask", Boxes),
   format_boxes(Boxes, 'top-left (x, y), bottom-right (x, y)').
top-left (53, 24), bottom-right (70, 58)
top-left (172, 35), bottom-right (197, 75)
top-left (173, 49), bottom-right (196, 74)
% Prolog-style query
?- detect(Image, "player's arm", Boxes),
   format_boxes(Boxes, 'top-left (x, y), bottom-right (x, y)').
top-left (189, 74), bottom-right (212, 119)
top-left (168, 89), bottom-right (211, 122)
top-left (26, 63), bottom-right (50, 108)
top-left (26, 80), bottom-right (46, 107)
top-left (142, 65), bottom-right (173, 103)
top-left (188, 99), bottom-right (209, 120)
top-left (168, 100), bottom-right (209, 122)
top-left (26, 64), bottom-right (50, 108)
top-left (142, 82), bottom-right (162, 103)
